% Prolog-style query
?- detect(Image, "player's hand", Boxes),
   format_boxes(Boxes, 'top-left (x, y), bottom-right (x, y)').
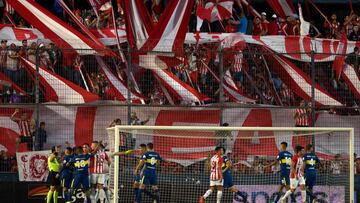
top-left (14, 108), bottom-right (19, 113)
top-left (55, 174), bottom-right (60, 179)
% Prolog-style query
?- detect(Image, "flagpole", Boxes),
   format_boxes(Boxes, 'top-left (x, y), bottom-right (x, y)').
top-left (79, 69), bottom-right (90, 91)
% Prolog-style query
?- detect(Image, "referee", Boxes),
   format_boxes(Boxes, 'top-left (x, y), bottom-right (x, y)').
top-left (46, 146), bottom-right (61, 203)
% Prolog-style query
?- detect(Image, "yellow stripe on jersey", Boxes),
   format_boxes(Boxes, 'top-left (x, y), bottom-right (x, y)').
top-left (141, 176), bottom-right (145, 184)
top-left (145, 159), bottom-right (158, 164)
top-left (305, 160), bottom-right (316, 165)
top-left (280, 159), bottom-right (291, 164)
top-left (74, 160), bottom-right (90, 168)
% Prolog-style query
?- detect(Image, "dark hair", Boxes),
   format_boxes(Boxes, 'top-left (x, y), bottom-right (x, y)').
top-left (51, 146), bottom-right (57, 153)
top-left (147, 143), bottom-right (154, 150)
top-left (140, 144), bottom-right (146, 148)
top-left (83, 143), bottom-right (90, 147)
top-left (65, 147), bottom-right (72, 152)
top-left (40, 122), bottom-right (45, 126)
top-left (355, 47), bottom-right (359, 52)
top-left (215, 146), bottom-right (224, 152)
top-left (91, 141), bottom-right (98, 144)
top-left (295, 145), bottom-right (304, 153)
top-left (306, 144), bottom-right (313, 151)
top-left (222, 123), bottom-right (229, 127)
top-left (280, 142), bottom-right (288, 147)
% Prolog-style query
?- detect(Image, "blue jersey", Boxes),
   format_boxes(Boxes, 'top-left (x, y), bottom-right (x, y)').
top-left (61, 154), bottom-right (73, 177)
top-left (70, 153), bottom-right (92, 175)
top-left (277, 150), bottom-right (292, 175)
top-left (141, 151), bottom-right (162, 172)
top-left (302, 152), bottom-right (319, 176)
top-left (222, 156), bottom-right (231, 176)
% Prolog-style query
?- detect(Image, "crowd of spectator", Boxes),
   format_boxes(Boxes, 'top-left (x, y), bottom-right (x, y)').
top-left (0, 0), bottom-right (359, 108)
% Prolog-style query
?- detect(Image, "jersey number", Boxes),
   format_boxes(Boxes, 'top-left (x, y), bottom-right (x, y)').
top-left (150, 157), bottom-right (157, 165)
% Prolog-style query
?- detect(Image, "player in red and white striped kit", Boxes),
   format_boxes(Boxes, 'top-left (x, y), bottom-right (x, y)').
top-left (281, 145), bottom-right (306, 203)
top-left (90, 141), bottom-right (111, 203)
top-left (199, 146), bottom-right (224, 203)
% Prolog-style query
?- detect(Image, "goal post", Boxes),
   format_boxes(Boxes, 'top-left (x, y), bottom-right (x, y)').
top-left (107, 126), bottom-right (355, 203)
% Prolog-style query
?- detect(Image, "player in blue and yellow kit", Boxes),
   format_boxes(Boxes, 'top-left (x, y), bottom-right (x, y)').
top-left (135, 142), bottom-right (162, 203)
top-left (268, 142), bottom-right (294, 203)
top-left (303, 144), bottom-right (320, 203)
top-left (59, 147), bottom-right (73, 203)
top-left (221, 149), bottom-right (241, 197)
top-left (70, 144), bottom-right (98, 203)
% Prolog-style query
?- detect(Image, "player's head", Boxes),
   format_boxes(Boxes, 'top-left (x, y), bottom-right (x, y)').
top-left (65, 147), bottom-right (73, 155)
top-left (280, 142), bottom-right (288, 150)
top-left (146, 143), bottom-right (154, 151)
top-left (215, 146), bottom-right (224, 155)
top-left (82, 143), bottom-right (90, 153)
top-left (40, 122), bottom-right (45, 129)
top-left (21, 112), bottom-right (28, 120)
top-left (76, 146), bottom-right (83, 154)
top-left (305, 144), bottom-right (313, 152)
top-left (139, 144), bottom-right (147, 153)
top-left (295, 145), bottom-right (304, 156)
top-left (91, 141), bottom-right (98, 150)
top-left (51, 146), bottom-right (59, 154)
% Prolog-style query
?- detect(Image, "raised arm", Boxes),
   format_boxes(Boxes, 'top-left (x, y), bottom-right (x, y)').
top-left (10, 109), bottom-right (20, 122)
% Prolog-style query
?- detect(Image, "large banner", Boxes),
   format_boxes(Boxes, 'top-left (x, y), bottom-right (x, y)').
top-left (233, 185), bottom-right (345, 203)
top-left (16, 150), bottom-right (50, 182)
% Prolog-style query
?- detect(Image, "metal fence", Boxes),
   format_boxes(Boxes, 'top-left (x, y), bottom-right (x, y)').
top-left (0, 45), bottom-right (359, 159)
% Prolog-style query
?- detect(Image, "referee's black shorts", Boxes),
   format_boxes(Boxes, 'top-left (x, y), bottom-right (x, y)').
top-left (49, 171), bottom-right (60, 186)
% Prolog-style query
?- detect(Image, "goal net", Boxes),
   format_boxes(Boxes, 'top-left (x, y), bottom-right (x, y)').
top-left (107, 126), bottom-right (354, 203)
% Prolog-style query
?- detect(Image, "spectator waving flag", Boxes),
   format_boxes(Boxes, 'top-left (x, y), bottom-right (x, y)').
top-left (21, 58), bottom-right (99, 104)
top-left (267, 0), bottom-right (297, 19)
top-left (205, 0), bottom-right (234, 22)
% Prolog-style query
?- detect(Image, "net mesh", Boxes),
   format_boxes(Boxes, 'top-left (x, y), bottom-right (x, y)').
top-left (107, 127), bottom-right (352, 203)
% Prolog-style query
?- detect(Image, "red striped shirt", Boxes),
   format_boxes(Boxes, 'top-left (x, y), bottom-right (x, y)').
top-left (17, 120), bottom-right (31, 137)
top-left (294, 108), bottom-right (310, 127)
top-left (91, 150), bottom-right (109, 174)
top-left (290, 155), bottom-right (304, 179)
top-left (233, 53), bottom-right (243, 73)
top-left (210, 154), bottom-right (223, 181)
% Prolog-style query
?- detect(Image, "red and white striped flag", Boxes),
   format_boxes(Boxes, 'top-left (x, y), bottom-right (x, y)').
top-left (267, 0), bottom-right (297, 19)
top-left (21, 57), bottom-right (99, 104)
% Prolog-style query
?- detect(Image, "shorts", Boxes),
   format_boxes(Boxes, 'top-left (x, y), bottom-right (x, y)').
top-left (223, 174), bottom-right (234, 188)
top-left (210, 179), bottom-right (224, 187)
top-left (71, 173), bottom-right (90, 190)
top-left (290, 177), bottom-right (305, 189)
top-left (134, 174), bottom-right (141, 183)
top-left (90, 173), bottom-right (107, 185)
top-left (141, 171), bottom-right (157, 186)
top-left (280, 174), bottom-right (290, 186)
top-left (305, 174), bottom-right (316, 189)
top-left (61, 174), bottom-right (73, 188)
top-left (49, 171), bottom-right (60, 186)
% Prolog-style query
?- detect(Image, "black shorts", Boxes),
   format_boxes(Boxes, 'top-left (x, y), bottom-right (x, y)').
top-left (20, 136), bottom-right (32, 143)
top-left (49, 171), bottom-right (61, 186)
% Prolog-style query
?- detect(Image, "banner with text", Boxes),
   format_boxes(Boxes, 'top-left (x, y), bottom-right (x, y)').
top-left (233, 185), bottom-right (345, 203)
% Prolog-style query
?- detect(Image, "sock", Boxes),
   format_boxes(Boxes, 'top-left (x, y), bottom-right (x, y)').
top-left (136, 189), bottom-right (143, 203)
top-left (64, 191), bottom-right (71, 202)
top-left (274, 192), bottom-right (281, 203)
top-left (203, 189), bottom-right (212, 199)
top-left (290, 193), bottom-right (296, 202)
top-left (86, 196), bottom-right (91, 203)
top-left (281, 190), bottom-right (292, 200)
top-left (301, 190), bottom-right (306, 202)
top-left (144, 189), bottom-right (154, 198)
top-left (53, 191), bottom-right (58, 203)
top-left (134, 188), bottom-right (139, 200)
top-left (216, 191), bottom-right (223, 203)
top-left (95, 189), bottom-right (99, 202)
top-left (46, 190), bottom-right (53, 203)
top-left (153, 189), bottom-right (160, 203)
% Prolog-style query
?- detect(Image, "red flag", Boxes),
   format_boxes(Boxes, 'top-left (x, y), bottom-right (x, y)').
top-left (267, 0), bottom-right (297, 19)
top-left (333, 33), bottom-right (348, 80)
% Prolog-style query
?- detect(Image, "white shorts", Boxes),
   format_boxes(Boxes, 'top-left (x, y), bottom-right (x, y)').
top-left (210, 179), bottom-right (224, 187)
top-left (90, 173), bottom-right (107, 185)
top-left (290, 177), bottom-right (305, 189)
